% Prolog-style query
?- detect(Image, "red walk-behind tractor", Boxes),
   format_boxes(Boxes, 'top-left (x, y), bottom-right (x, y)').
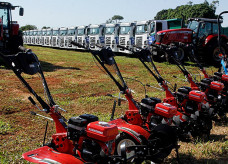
top-left (0, 2), bottom-right (23, 54)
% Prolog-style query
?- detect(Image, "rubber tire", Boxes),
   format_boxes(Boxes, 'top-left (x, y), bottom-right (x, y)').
top-left (115, 133), bottom-right (141, 163)
top-left (166, 47), bottom-right (185, 64)
top-left (207, 41), bottom-right (227, 67)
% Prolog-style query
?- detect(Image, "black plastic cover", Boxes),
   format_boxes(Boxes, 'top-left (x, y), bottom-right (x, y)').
top-left (177, 86), bottom-right (192, 95)
top-left (99, 48), bottom-right (115, 65)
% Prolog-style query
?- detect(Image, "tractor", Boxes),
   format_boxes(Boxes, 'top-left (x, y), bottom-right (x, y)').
top-left (0, 2), bottom-right (24, 54)
top-left (155, 18), bottom-right (228, 65)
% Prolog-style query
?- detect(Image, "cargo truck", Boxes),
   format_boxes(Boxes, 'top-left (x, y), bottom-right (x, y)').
top-left (87, 24), bottom-right (105, 50)
top-left (76, 25), bottom-right (88, 50)
top-left (118, 22), bottom-right (136, 54)
top-left (51, 27), bottom-right (59, 48)
top-left (66, 26), bottom-right (77, 49)
top-left (104, 23), bottom-right (120, 52)
top-left (58, 27), bottom-right (68, 48)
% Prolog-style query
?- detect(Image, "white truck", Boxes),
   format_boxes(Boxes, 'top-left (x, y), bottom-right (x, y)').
top-left (51, 27), bottom-right (59, 48)
top-left (104, 23), bottom-right (120, 52)
top-left (118, 22), bottom-right (136, 54)
top-left (76, 25), bottom-right (88, 50)
top-left (41, 29), bottom-right (47, 46)
top-left (87, 24), bottom-right (105, 50)
top-left (44, 28), bottom-right (52, 47)
top-left (135, 20), bottom-right (151, 49)
top-left (26, 30), bottom-right (32, 45)
top-left (36, 30), bottom-right (42, 45)
top-left (58, 27), bottom-right (68, 48)
top-left (31, 30), bottom-right (38, 45)
top-left (66, 26), bottom-right (77, 49)
top-left (23, 31), bottom-right (28, 44)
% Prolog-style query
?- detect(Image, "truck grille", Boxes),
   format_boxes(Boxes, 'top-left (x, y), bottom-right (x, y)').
top-left (105, 37), bottom-right (111, 45)
top-left (120, 37), bottom-right (125, 45)
top-left (78, 37), bottom-right (82, 44)
top-left (90, 37), bottom-right (95, 47)
top-left (52, 38), bottom-right (56, 46)
top-left (68, 37), bottom-right (72, 47)
top-left (60, 38), bottom-right (64, 47)
top-left (136, 37), bottom-right (142, 46)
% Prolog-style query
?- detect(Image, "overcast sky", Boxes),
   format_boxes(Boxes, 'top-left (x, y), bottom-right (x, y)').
top-left (7, 0), bottom-right (228, 29)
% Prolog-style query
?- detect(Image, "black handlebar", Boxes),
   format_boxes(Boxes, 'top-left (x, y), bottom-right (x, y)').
top-left (18, 46), bottom-right (31, 52)
top-left (117, 45), bottom-right (132, 51)
top-left (71, 41), bottom-right (85, 49)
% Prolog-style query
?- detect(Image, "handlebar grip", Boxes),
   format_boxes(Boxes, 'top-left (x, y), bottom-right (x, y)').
top-left (71, 41), bottom-right (85, 48)
top-left (117, 45), bottom-right (129, 51)
top-left (28, 96), bottom-right (36, 105)
top-left (18, 46), bottom-right (31, 52)
top-left (96, 44), bottom-right (103, 48)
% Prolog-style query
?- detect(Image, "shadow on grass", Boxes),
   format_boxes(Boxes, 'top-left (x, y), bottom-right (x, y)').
top-left (209, 134), bottom-right (227, 142)
top-left (167, 153), bottom-right (228, 164)
top-left (0, 60), bottom-right (81, 72)
top-left (39, 60), bottom-right (81, 72)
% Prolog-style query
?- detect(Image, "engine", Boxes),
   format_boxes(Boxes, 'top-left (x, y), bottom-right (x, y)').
top-left (67, 114), bottom-right (118, 163)
top-left (176, 86), bottom-right (192, 103)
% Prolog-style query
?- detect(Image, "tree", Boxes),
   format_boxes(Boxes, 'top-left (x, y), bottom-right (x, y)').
top-left (154, 0), bottom-right (219, 22)
top-left (42, 26), bottom-right (50, 29)
top-left (106, 18), bottom-right (114, 24)
top-left (20, 25), bottom-right (37, 31)
top-left (111, 15), bottom-right (124, 23)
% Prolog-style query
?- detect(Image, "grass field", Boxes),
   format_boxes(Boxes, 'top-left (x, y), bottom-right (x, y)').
top-left (0, 46), bottom-right (227, 163)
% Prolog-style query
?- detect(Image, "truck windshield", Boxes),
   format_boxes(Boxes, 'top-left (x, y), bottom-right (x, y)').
top-left (0, 7), bottom-right (9, 28)
top-left (187, 20), bottom-right (199, 33)
top-left (150, 22), bottom-right (155, 33)
top-left (136, 25), bottom-right (147, 34)
top-left (42, 31), bottom-right (47, 36)
top-left (88, 28), bottom-right (99, 35)
top-left (105, 27), bottom-right (115, 34)
top-left (68, 29), bottom-right (75, 36)
top-left (77, 29), bottom-right (85, 35)
top-left (60, 30), bottom-right (67, 36)
top-left (120, 26), bottom-right (131, 34)
top-left (47, 30), bottom-right (52, 36)
top-left (33, 31), bottom-right (38, 36)
top-left (52, 30), bottom-right (59, 36)
top-left (37, 31), bottom-right (42, 36)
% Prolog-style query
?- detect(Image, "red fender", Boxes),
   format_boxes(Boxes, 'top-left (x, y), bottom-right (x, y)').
top-left (109, 118), bottom-right (150, 143)
top-left (22, 146), bottom-right (84, 164)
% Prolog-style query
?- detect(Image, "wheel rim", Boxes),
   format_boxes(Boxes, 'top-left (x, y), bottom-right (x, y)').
top-left (117, 138), bottom-right (136, 159)
top-left (213, 47), bottom-right (224, 62)
top-left (174, 48), bottom-right (184, 61)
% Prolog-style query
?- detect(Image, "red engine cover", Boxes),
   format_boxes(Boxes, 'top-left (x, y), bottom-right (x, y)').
top-left (210, 81), bottom-right (224, 91)
top-left (86, 121), bottom-right (118, 142)
top-left (222, 74), bottom-right (228, 82)
top-left (156, 28), bottom-right (192, 45)
top-left (188, 90), bottom-right (206, 102)
top-left (154, 103), bottom-right (177, 118)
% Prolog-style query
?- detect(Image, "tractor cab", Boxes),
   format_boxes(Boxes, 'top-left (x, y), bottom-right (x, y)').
top-left (0, 2), bottom-right (24, 53)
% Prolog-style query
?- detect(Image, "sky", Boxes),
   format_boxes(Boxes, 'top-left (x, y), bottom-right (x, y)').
top-left (6, 0), bottom-right (228, 29)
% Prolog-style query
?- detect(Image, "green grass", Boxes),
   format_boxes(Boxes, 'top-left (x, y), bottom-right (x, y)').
top-left (0, 45), bottom-right (227, 163)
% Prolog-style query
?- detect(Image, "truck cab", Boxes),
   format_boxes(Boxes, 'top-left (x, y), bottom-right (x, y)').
top-left (58, 27), bottom-right (68, 48)
top-left (31, 30), bottom-right (38, 45)
top-left (66, 26), bottom-right (77, 49)
top-left (36, 30), bottom-right (42, 45)
top-left (44, 28), bottom-right (52, 47)
top-left (41, 29), bottom-right (47, 46)
top-left (87, 24), bottom-right (105, 50)
top-left (51, 27), bottom-right (59, 48)
top-left (118, 22), bottom-right (136, 54)
top-left (104, 23), bottom-right (120, 52)
top-left (23, 31), bottom-right (28, 44)
top-left (76, 25), bottom-right (88, 50)
top-left (135, 20), bottom-right (151, 49)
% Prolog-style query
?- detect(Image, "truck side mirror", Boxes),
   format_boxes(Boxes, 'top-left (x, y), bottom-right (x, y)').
top-left (19, 8), bottom-right (24, 16)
